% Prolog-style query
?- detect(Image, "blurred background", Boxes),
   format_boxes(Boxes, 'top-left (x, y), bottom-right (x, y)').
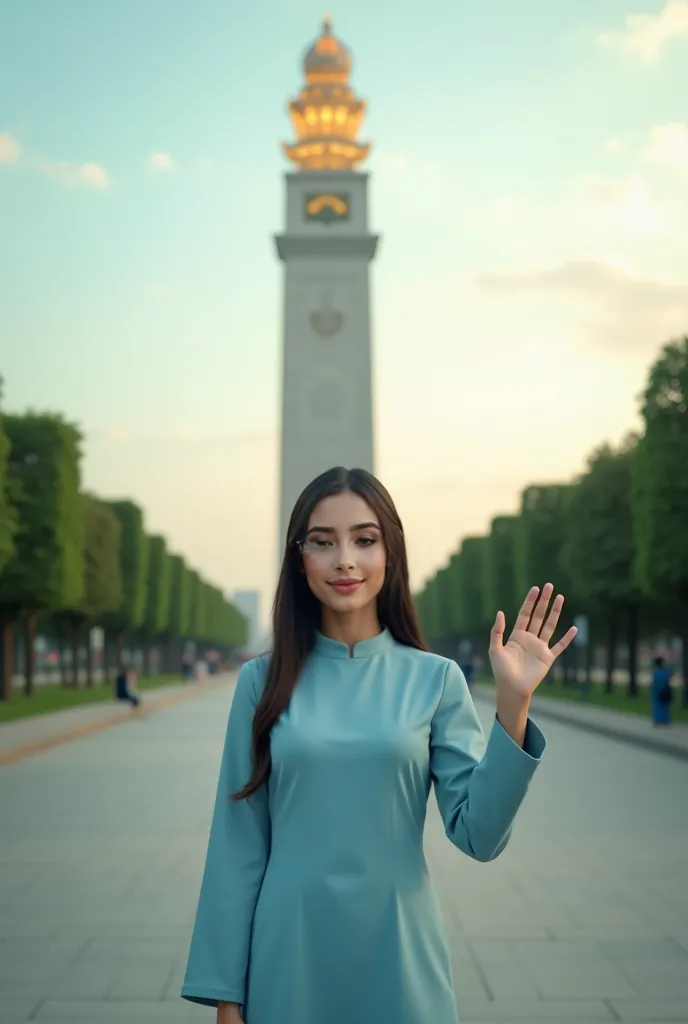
top-left (1, 0), bottom-right (686, 715)
top-left (1, 6), bottom-right (688, 1024)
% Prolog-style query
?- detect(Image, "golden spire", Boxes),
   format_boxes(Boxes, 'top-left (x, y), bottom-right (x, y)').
top-left (282, 17), bottom-right (371, 172)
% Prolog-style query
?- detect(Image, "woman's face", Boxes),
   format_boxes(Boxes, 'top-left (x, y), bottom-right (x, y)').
top-left (301, 490), bottom-right (387, 615)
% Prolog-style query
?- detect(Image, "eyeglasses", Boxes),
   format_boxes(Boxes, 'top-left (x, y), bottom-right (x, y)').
top-left (296, 536), bottom-right (381, 559)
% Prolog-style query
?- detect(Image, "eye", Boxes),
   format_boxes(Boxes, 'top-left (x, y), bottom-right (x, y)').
top-left (356, 536), bottom-right (378, 546)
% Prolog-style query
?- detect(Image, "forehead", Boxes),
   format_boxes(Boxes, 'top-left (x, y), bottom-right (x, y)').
top-left (307, 491), bottom-right (379, 529)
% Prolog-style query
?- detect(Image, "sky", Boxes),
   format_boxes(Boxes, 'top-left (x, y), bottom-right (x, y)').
top-left (1, 0), bottom-right (687, 632)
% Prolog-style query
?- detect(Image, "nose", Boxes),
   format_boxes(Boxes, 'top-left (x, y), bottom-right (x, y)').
top-left (334, 542), bottom-right (356, 569)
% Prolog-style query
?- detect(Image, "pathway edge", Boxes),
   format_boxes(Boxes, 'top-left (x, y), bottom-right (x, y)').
top-left (0, 677), bottom-right (233, 767)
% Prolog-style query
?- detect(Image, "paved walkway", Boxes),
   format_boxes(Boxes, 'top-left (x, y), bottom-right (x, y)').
top-left (1, 682), bottom-right (687, 1022)
top-left (0, 676), bottom-right (233, 765)
top-left (473, 683), bottom-right (688, 761)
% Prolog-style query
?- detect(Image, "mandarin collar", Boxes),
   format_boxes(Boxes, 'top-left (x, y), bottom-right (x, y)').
top-left (313, 628), bottom-right (394, 659)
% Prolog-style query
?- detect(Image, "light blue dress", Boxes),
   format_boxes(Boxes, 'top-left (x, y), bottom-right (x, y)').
top-left (181, 629), bottom-right (545, 1023)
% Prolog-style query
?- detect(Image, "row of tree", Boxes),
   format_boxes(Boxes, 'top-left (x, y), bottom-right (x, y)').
top-left (414, 337), bottom-right (688, 707)
top-left (0, 390), bottom-right (247, 700)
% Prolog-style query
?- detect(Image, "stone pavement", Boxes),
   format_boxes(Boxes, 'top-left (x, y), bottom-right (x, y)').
top-left (0, 676), bottom-right (232, 766)
top-left (473, 683), bottom-right (688, 762)
top-left (1, 682), bottom-right (687, 1023)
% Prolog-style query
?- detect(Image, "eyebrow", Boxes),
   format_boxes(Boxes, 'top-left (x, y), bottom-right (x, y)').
top-left (306, 522), bottom-right (381, 536)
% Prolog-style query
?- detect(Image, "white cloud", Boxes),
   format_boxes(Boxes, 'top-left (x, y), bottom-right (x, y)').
top-left (147, 151), bottom-right (174, 171)
top-left (643, 122), bottom-right (688, 172)
top-left (561, 173), bottom-right (668, 237)
top-left (38, 159), bottom-right (111, 190)
top-left (476, 258), bottom-right (688, 352)
top-left (597, 1), bottom-right (688, 61)
top-left (0, 133), bottom-right (21, 164)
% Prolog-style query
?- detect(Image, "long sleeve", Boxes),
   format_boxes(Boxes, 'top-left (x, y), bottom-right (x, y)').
top-left (181, 657), bottom-right (271, 1008)
top-left (430, 660), bottom-right (545, 863)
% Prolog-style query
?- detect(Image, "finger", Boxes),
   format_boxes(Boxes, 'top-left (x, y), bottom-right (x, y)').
top-left (539, 593), bottom-right (564, 643)
top-left (513, 586), bottom-right (540, 632)
top-left (489, 610), bottom-right (505, 650)
top-left (528, 582), bottom-right (555, 635)
top-left (550, 625), bottom-right (578, 660)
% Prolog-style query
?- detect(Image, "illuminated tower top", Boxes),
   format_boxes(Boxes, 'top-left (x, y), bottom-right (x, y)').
top-left (282, 15), bottom-right (371, 172)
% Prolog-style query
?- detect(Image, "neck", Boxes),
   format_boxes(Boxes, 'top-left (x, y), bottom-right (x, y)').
top-left (319, 607), bottom-right (383, 651)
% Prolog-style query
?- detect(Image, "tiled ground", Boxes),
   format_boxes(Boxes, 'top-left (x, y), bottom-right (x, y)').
top-left (1, 684), bottom-right (687, 1023)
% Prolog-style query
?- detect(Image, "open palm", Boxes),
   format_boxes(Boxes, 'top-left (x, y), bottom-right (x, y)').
top-left (488, 583), bottom-right (577, 699)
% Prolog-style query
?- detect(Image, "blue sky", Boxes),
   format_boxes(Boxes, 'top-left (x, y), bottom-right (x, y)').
top-left (2, 0), bottom-right (687, 628)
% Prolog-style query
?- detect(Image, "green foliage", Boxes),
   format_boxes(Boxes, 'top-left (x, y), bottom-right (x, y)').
top-left (435, 564), bottom-right (458, 640)
top-left (0, 405), bottom-right (16, 575)
top-left (226, 600), bottom-right (247, 647)
top-left (192, 577), bottom-right (207, 641)
top-left (101, 501), bottom-right (149, 633)
top-left (484, 515), bottom-right (518, 627)
top-left (0, 414), bottom-right (84, 614)
top-left (80, 495), bottom-right (123, 619)
top-left (515, 484), bottom-right (571, 599)
top-left (167, 555), bottom-right (191, 638)
top-left (415, 575), bottom-right (440, 642)
top-left (144, 535), bottom-right (172, 636)
top-left (632, 336), bottom-right (688, 601)
top-left (456, 536), bottom-right (489, 635)
top-left (186, 569), bottom-right (201, 639)
top-left (561, 438), bottom-right (639, 608)
top-left (203, 585), bottom-right (226, 644)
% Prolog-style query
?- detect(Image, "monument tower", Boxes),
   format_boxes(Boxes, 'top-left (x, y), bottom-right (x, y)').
top-left (275, 16), bottom-right (379, 550)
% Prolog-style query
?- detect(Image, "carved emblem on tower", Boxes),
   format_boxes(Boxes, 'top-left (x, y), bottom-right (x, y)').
top-left (309, 292), bottom-right (345, 337)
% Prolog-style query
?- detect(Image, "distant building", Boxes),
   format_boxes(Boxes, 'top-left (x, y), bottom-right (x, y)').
top-left (232, 590), bottom-right (261, 652)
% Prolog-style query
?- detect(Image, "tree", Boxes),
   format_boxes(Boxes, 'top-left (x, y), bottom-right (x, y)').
top-left (138, 534), bottom-right (172, 674)
top-left (0, 377), bottom-right (16, 577)
top-left (0, 414), bottom-right (84, 699)
top-left (55, 494), bottom-right (123, 686)
top-left (165, 555), bottom-right (192, 671)
top-left (100, 501), bottom-right (149, 675)
top-left (560, 437), bottom-right (645, 694)
top-left (483, 515), bottom-right (519, 632)
top-left (455, 536), bottom-right (490, 654)
top-left (433, 562), bottom-right (460, 656)
top-left (632, 336), bottom-right (688, 706)
top-left (191, 577), bottom-right (208, 650)
top-left (515, 483), bottom-right (577, 682)
top-left (415, 574), bottom-right (441, 647)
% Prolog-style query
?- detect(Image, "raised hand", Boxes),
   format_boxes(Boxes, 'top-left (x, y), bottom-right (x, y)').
top-left (488, 583), bottom-right (577, 700)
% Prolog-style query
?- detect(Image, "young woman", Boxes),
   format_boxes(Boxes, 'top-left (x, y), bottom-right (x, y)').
top-left (181, 467), bottom-right (577, 1024)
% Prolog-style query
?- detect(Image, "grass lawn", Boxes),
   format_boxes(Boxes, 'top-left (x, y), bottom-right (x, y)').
top-left (478, 675), bottom-right (688, 725)
top-left (0, 674), bottom-right (181, 724)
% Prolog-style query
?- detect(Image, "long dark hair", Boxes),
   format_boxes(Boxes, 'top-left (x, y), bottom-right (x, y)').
top-left (232, 466), bottom-right (427, 800)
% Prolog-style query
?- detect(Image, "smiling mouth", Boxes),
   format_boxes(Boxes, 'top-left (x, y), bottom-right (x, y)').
top-left (328, 580), bottom-right (363, 592)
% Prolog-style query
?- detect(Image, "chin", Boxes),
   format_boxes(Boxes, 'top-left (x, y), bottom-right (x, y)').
top-left (323, 594), bottom-right (367, 612)
top-left (318, 588), bottom-right (370, 612)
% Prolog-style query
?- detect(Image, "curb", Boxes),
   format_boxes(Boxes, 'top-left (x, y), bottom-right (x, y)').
top-left (0, 676), bottom-right (234, 768)
top-left (472, 686), bottom-right (688, 763)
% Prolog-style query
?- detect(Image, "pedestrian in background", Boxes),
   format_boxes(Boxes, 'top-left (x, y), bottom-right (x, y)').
top-left (650, 654), bottom-right (673, 726)
top-left (115, 664), bottom-right (141, 708)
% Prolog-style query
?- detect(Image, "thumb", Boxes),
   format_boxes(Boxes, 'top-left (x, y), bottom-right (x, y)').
top-left (489, 610), bottom-right (505, 650)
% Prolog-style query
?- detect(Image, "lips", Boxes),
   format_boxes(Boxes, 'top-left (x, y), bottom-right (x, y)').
top-left (328, 580), bottom-right (363, 594)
